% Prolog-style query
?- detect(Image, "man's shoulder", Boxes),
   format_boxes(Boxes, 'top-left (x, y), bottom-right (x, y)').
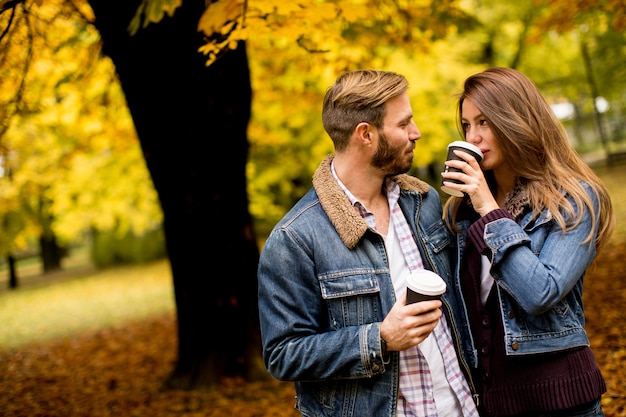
top-left (279, 188), bottom-right (321, 222)
top-left (395, 173), bottom-right (433, 194)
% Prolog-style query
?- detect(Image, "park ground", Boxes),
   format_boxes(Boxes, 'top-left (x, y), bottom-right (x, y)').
top-left (1, 242), bottom-right (625, 416)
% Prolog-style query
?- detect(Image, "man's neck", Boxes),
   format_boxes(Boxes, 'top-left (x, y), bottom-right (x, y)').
top-left (333, 154), bottom-right (386, 206)
top-left (333, 154), bottom-right (391, 235)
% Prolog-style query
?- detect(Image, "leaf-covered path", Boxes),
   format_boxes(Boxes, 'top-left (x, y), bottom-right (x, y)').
top-left (1, 241), bottom-right (625, 417)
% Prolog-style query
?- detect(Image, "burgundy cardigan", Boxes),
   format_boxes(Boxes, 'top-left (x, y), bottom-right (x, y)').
top-left (460, 208), bottom-right (605, 416)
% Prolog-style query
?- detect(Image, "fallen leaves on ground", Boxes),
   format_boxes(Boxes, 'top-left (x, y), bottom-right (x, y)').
top-left (582, 241), bottom-right (626, 416)
top-left (1, 241), bottom-right (625, 417)
top-left (0, 314), bottom-right (300, 417)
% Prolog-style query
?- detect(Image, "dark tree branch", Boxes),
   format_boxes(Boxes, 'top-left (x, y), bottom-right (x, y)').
top-left (1, 0), bottom-right (25, 14)
top-left (0, 0), bottom-right (20, 42)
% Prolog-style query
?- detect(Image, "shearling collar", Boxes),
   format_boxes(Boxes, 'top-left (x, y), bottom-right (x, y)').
top-left (312, 154), bottom-right (431, 249)
top-left (502, 181), bottom-right (530, 221)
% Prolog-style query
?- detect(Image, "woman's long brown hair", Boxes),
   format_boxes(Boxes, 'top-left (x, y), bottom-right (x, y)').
top-left (444, 67), bottom-right (615, 253)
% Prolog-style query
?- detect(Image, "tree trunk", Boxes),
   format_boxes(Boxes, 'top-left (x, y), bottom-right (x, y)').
top-left (39, 233), bottom-right (63, 273)
top-left (87, 0), bottom-right (261, 390)
top-left (580, 38), bottom-right (609, 155)
top-left (7, 254), bottom-right (17, 289)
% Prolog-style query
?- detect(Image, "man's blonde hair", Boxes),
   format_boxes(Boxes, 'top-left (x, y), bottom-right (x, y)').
top-left (322, 69), bottom-right (409, 152)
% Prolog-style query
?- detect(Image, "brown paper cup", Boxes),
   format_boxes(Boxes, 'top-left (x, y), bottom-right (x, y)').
top-left (440, 141), bottom-right (483, 197)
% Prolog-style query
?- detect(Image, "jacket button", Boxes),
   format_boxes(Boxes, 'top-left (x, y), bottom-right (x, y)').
top-left (508, 310), bottom-right (516, 319)
top-left (372, 364), bottom-right (380, 372)
top-left (511, 341), bottom-right (519, 350)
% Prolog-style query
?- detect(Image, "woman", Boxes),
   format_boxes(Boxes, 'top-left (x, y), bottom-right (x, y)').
top-left (441, 67), bottom-right (615, 416)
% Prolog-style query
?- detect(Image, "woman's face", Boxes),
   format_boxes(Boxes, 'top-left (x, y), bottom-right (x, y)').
top-left (461, 98), bottom-right (504, 171)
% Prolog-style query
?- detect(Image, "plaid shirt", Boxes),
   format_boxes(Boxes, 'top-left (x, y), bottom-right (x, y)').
top-left (334, 167), bottom-right (478, 416)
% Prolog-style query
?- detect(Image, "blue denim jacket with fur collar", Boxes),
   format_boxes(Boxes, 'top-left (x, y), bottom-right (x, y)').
top-left (257, 154), bottom-right (467, 416)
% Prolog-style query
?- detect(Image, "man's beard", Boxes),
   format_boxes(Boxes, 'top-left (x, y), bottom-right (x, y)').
top-left (371, 132), bottom-right (413, 176)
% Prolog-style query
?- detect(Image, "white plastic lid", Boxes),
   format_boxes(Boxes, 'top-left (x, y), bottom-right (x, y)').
top-left (406, 269), bottom-right (447, 296)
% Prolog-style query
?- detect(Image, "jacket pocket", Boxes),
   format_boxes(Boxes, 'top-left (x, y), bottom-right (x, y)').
top-left (423, 219), bottom-right (451, 254)
top-left (319, 272), bottom-right (383, 328)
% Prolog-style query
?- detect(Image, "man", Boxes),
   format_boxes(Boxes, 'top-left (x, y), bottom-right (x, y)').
top-left (258, 69), bottom-right (478, 416)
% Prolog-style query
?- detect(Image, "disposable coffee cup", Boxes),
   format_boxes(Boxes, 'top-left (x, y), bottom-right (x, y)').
top-left (406, 269), bottom-right (447, 304)
top-left (440, 141), bottom-right (483, 197)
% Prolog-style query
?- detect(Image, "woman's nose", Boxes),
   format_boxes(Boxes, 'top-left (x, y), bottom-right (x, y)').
top-left (466, 127), bottom-right (480, 144)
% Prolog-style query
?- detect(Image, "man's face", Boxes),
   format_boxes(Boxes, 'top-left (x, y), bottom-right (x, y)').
top-left (371, 93), bottom-right (420, 176)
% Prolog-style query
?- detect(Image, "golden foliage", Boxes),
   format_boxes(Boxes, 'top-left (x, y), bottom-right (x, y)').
top-left (0, 0), bottom-right (162, 254)
top-left (534, 0), bottom-right (626, 32)
top-left (128, 0), bottom-right (183, 35)
top-left (2, 0), bottom-right (625, 252)
top-left (195, 0), bottom-right (472, 67)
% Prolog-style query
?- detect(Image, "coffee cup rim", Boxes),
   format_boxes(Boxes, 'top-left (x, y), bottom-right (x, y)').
top-left (447, 141), bottom-right (483, 157)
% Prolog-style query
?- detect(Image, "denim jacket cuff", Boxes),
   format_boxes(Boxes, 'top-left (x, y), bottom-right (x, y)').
top-left (468, 208), bottom-right (512, 254)
top-left (367, 323), bottom-right (388, 375)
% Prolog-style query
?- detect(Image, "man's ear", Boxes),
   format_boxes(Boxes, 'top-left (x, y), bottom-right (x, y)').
top-left (356, 122), bottom-right (372, 144)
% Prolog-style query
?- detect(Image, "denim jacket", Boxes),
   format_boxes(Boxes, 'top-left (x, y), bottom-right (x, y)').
top-left (448, 182), bottom-right (600, 369)
top-left (257, 155), bottom-right (461, 417)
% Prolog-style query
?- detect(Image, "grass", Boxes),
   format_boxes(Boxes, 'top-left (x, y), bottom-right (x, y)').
top-left (0, 258), bottom-right (174, 351)
top-left (0, 161), bottom-right (624, 352)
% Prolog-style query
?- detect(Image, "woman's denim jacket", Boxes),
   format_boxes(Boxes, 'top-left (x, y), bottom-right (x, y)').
top-left (448, 182), bottom-right (600, 370)
top-left (257, 155), bottom-right (467, 417)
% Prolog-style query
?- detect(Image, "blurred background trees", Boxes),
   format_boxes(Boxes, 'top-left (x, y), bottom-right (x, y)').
top-left (0, 0), bottom-right (624, 390)
top-left (0, 1), bottom-right (163, 272)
